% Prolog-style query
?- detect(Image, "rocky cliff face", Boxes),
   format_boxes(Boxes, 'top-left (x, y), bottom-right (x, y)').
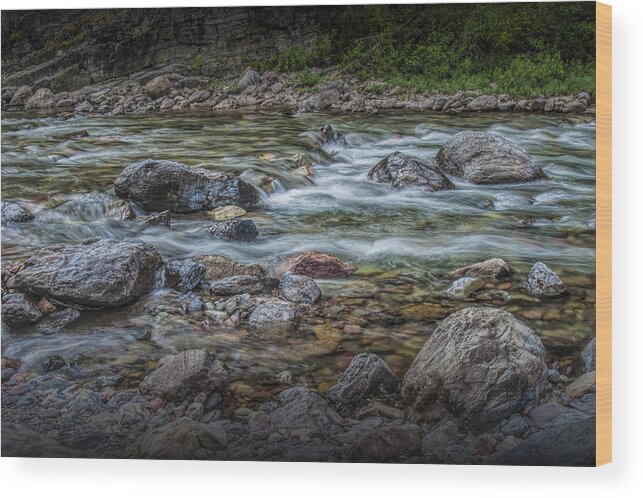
top-left (1, 7), bottom-right (336, 92)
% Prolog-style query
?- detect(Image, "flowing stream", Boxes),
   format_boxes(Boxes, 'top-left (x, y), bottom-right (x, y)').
top-left (1, 110), bottom-right (596, 402)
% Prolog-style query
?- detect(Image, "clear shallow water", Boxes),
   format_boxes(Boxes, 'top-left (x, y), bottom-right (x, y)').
top-left (1, 110), bottom-right (596, 401)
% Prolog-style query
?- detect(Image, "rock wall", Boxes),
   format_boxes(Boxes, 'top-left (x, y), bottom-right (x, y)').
top-left (1, 7), bottom-right (337, 91)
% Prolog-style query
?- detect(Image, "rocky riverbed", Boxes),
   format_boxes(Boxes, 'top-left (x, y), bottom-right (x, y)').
top-left (1, 110), bottom-right (596, 464)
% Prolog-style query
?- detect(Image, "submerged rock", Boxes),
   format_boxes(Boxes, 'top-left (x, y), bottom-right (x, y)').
top-left (165, 259), bottom-right (206, 292)
top-left (114, 159), bottom-right (258, 213)
top-left (2, 201), bottom-right (34, 224)
top-left (248, 301), bottom-right (296, 335)
top-left (435, 131), bottom-right (544, 184)
top-left (207, 275), bottom-right (272, 295)
top-left (208, 218), bottom-right (258, 242)
top-left (193, 255), bottom-right (266, 281)
top-left (279, 273), bottom-right (321, 304)
top-left (525, 262), bottom-right (566, 296)
top-left (106, 200), bottom-right (136, 221)
top-left (139, 349), bottom-right (227, 402)
top-left (276, 250), bottom-right (355, 279)
top-left (207, 205), bottom-right (247, 221)
top-left (368, 151), bottom-right (453, 191)
top-left (401, 307), bottom-right (547, 429)
top-left (1, 292), bottom-right (43, 327)
top-left (445, 258), bottom-right (513, 282)
top-left (141, 210), bottom-right (171, 228)
top-left (12, 238), bottom-right (163, 307)
top-left (445, 276), bottom-right (484, 299)
top-left (328, 353), bottom-right (399, 416)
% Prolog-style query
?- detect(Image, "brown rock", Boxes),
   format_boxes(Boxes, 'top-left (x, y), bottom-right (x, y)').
top-left (276, 250), bottom-right (355, 279)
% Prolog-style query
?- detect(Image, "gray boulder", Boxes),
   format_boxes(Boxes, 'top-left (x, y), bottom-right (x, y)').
top-left (12, 238), bottom-right (163, 307)
top-left (208, 218), bottom-right (258, 242)
top-left (24, 88), bottom-right (56, 109)
top-left (165, 259), bottom-right (206, 292)
top-left (435, 131), bottom-right (544, 184)
top-left (2, 201), bottom-right (34, 224)
top-left (1, 292), bottom-right (43, 327)
top-left (368, 152), bottom-right (453, 191)
top-left (279, 273), bottom-right (321, 304)
top-left (139, 349), bottom-right (227, 402)
top-left (248, 301), bottom-right (296, 335)
top-left (525, 262), bottom-right (566, 296)
top-left (402, 307), bottom-right (547, 429)
top-left (328, 353), bottom-right (399, 416)
top-left (466, 95), bottom-right (498, 112)
top-left (239, 69), bottom-right (261, 89)
top-left (350, 424), bottom-right (423, 463)
top-left (445, 258), bottom-right (513, 282)
top-left (114, 160), bottom-right (258, 213)
top-left (320, 124), bottom-right (347, 145)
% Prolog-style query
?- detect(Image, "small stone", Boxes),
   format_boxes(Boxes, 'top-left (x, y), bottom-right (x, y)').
top-left (248, 302), bottom-right (296, 336)
top-left (208, 218), bottom-right (258, 242)
top-left (165, 259), bottom-right (206, 292)
top-left (279, 273), bottom-right (321, 304)
top-left (529, 402), bottom-right (567, 428)
top-left (566, 371), bottom-right (596, 399)
top-left (446, 277), bottom-right (484, 299)
top-left (525, 262), bottom-right (566, 296)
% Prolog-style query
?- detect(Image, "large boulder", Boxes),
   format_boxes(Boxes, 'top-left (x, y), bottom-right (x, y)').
top-left (276, 250), bottom-right (355, 279)
top-left (193, 255), bottom-right (266, 281)
top-left (2, 201), bottom-right (34, 224)
top-left (445, 258), bottom-right (513, 282)
top-left (402, 307), bottom-right (547, 429)
top-left (435, 131), bottom-right (545, 184)
top-left (328, 353), bottom-right (399, 416)
top-left (139, 349), bottom-right (227, 402)
top-left (279, 273), bottom-right (321, 304)
top-left (368, 152), bottom-right (453, 191)
top-left (144, 75), bottom-right (171, 99)
top-left (114, 160), bottom-right (259, 213)
top-left (525, 262), bottom-right (566, 296)
top-left (24, 88), bottom-right (56, 109)
top-left (12, 238), bottom-right (163, 307)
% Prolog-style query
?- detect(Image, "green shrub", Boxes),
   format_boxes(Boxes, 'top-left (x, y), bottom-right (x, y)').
top-left (190, 53), bottom-right (204, 74)
top-left (296, 69), bottom-right (322, 89)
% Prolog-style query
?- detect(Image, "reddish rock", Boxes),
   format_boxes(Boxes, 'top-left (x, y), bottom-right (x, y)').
top-left (276, 250), bottom-right (355, 279)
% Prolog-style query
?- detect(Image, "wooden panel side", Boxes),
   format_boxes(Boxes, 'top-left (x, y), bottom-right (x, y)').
top-left (595, 1), bottom-right (612, 467)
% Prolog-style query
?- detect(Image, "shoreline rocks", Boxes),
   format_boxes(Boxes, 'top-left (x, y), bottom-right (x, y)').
top-left (435, 131), bottom-right (545, 184)
top-left (114, 159), bottom-right (259, 213)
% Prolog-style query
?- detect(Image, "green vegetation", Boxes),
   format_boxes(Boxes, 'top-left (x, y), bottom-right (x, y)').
top-left (267, 3), bottom-right (596, 97)
top-left (227, 83), bottom-right (242, 95)
top-left (190, 53), bottom-right (204, 74)
top-left (295, 68), bottom-right (322, 90)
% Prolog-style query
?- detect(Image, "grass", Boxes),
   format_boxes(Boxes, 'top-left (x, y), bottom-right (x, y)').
top-left (295, 69), bottom-right (322, 90)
